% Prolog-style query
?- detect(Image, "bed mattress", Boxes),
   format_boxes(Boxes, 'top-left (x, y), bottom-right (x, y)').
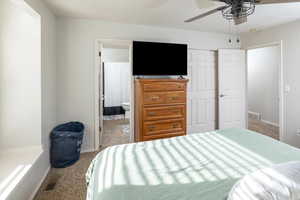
top-left (86, 128), bottom-right (300, 200)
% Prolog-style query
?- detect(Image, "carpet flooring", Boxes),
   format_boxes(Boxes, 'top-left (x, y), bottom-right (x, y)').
top-left (34, 151), bottom-right (98, 200)
top-left (34, 119), bottom-right (130, 200)
top-left (248, 118), bottom-right (279, 140)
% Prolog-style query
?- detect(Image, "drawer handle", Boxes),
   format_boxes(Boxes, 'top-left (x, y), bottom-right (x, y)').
top-left (148, 125), bottom-right (156, 131)
top-left (148, 112), bottom-right (156, 116)
top-left (171, 97), bottom-right (178, 100)
top-left (151, 96), bottom-right (160, 100)
top-left (172, 124), bottom-right (179, 128)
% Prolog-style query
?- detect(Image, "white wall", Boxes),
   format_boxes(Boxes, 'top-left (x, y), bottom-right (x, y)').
top-left (0, 0), bottom-right (57, 198)
top-left (241, 20), bottom-right (300, 147)
top-left (17, 0), bottom-right (57, 197)
top-left (25, 0), bottom-right (57, 159)
top-left (0, 0), bottom-right (41, 149)
top-left (56, 18), bottom-right (240, 151)
top-left (248, 46), bottom-right (280, 125)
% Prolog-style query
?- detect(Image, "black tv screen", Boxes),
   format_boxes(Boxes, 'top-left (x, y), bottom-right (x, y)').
top-left (133, 41), bottom-right (188, 76)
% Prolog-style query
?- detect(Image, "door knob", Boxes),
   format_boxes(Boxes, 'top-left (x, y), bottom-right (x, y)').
top-left (220, 94), bottom-right (226, 98)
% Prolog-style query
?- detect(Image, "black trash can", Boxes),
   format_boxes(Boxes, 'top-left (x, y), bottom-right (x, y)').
top-left (50, 122), bottom-right (84, 168)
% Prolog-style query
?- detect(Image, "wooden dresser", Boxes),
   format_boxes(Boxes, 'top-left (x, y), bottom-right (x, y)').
top-left (134, 79), bottom-right (188, 142)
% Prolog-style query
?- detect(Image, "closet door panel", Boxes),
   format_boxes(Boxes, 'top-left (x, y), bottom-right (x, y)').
top-left (187, 50), bottom-right (217, 134)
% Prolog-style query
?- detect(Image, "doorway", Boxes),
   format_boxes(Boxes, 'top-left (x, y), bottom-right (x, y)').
top-left (247, 44), bottom-right (282, 140)
top-left (95, 40), bottom-right (133, 149)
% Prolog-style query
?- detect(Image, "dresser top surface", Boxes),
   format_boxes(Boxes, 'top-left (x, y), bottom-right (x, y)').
top-left (135, 78), bottom-right (189, 83)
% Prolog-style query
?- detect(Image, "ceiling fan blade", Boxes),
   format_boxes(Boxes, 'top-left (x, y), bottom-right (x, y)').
top-left (185, 6), bottom-right (229, 23)
top-left (234, 17), bottom-right (247, 25)
top-left (256, 0), bottom-right (300, 4)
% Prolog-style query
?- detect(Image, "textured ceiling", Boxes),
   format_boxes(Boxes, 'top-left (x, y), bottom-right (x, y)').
top-left (43, 0), bottom-right (300, 33)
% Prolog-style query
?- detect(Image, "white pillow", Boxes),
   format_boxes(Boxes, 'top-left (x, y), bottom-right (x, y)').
top-left (228, 161), bottom-right (300, 200)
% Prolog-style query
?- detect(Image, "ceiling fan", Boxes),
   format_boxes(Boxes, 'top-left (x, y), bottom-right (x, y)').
top-left (185, 0), bottom-right (300, 25)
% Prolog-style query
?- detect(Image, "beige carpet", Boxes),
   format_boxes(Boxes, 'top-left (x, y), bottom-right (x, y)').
top-left (34, 119), bottom-right (130, 200)
top-left (34, 151), bottom-right (98, 200)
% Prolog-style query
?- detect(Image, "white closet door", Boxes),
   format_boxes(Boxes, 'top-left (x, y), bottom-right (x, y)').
top-left (218, 49), bottom-right (246, 129)
top-left (187, 50), bottom-right (217, 134)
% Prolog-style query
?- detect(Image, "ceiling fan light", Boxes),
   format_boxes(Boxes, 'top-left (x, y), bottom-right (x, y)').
top-left (222, 0), bottom-right (256, 20)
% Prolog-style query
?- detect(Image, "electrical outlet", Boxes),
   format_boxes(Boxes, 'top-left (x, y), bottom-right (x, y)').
top-left (296, 129), bottom-right (300, 136)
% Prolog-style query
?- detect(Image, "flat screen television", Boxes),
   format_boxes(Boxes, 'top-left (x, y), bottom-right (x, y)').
top-left (133, 41), bottom-right (188, 76)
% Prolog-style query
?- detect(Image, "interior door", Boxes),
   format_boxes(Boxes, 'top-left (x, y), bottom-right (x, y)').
top-left (187, 50), bottom-right (217, 133)
top-left (218, 49), bottom-right (246, 129)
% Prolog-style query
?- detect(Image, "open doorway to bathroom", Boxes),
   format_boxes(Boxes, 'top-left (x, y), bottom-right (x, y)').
top-left (247, 43), bottom-right (283, 140)
top-left (97, 41), bottom-right (133, 149)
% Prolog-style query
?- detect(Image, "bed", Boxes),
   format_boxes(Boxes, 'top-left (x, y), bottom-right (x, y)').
top-left (86, 128), bottom-right (300, 200)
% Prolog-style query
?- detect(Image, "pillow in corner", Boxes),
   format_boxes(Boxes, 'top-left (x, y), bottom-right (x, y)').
top-left (228, 161), bottom-right (300, 200)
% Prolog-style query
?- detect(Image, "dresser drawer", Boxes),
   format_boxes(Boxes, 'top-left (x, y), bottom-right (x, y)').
top-left (144, 82), bottom-right (186, 92)
top-left (143, 91), bottom-right (185, 105)
top-left (143, 118), bottom-right (185, 136)
top-left (165, 91), bottom-right (186, 104)
top-left (144, 105), bottom-right (185, 121)
top-left (143, 92), bottom-right (165, 105)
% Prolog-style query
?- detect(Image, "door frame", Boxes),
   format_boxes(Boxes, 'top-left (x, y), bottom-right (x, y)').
top-left (246, 41), bottom-right (285, 141)
top-left (94, 39), bottom-right (134, 151)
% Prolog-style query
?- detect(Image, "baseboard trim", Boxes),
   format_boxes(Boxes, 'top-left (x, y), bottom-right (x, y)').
top-left (29, 166), bottom-right (50, 200)
top-left (248, 111), bottom-right (261, 120)
top-left (81, 148), bottom-right (97, 153)
top-left (261, 119), bottom-right (279, 128)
